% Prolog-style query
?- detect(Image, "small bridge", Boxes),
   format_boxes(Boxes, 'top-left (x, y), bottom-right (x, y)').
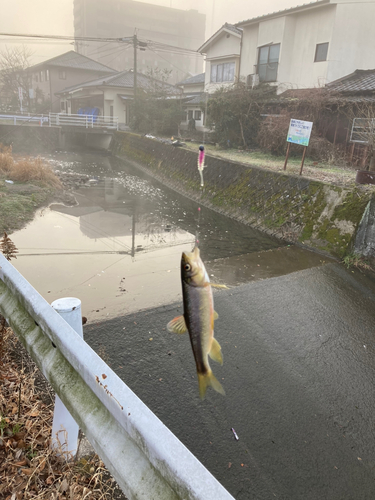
top-left (0, 112), bottom-right (119, 131)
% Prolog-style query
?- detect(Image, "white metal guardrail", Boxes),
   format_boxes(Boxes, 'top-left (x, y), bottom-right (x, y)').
top-left (0, 113), bottom-right (48, 126)
top-left (49, 113), bottom-right (119, 130)
top-left (0, 254), bottom-right (234, 500)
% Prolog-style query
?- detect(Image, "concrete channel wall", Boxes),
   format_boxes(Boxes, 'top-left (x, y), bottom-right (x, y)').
top-left (112, 132), bottom-right (374, 259)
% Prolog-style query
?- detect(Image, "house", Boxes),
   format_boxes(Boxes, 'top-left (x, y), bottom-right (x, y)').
top-left (198, 23), bottom-right (242, 94)
top-left (237, 0), bottom-right (375, 93)
top-left (28, 51), bottom-right (116, 112)
top-left (56, 70), bottom-right (180, 129)
top-left (176, 73), bottom-right (206, 132)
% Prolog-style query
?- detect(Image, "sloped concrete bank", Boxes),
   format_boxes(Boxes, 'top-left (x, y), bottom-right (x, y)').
top-left (112, 132), bottom-right (373, 258)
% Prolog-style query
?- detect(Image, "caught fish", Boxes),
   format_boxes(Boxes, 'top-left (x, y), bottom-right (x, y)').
top-left (167, 246), bottom-right (225, 399)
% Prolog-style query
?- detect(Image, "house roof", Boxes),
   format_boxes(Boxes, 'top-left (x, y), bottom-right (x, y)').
top-left (278, 85), bottom-right (375, 104)
top-left (236, 0), bottom-right (331, 27)
top-left (29, 51), bottom-right (116, 74)
top-left (184, 92), bottom-right (207, 105)
top-left (177, 73), bottom-right (205, 86)
top-left (198, 23), bottom-right (242, 54)
top-left (327, 69), bottom-right (375, 92)
top-left (56, 69), bottom-right (179, 95)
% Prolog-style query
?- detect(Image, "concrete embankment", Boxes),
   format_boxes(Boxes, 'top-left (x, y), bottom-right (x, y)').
top-left (112, 131), bottom-right (374, 259)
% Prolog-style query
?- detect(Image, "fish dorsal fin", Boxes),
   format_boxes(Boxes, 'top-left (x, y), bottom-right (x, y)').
top-left (167, 315), bottom-right (187, 334)
top-left (213, 310), bottom-right (219, 320)
top-left (210, 283), bottom-right (229, 289)
top-left (208, 337), bottom-right (223, 365)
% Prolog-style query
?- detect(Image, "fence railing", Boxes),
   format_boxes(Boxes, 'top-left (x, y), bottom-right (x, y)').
top-left (0, 254), bottom-right (234, 500)
top-left (0, 112), bottom-right (119, 130)
top-left (49, 113), bottom-right (119, 130)
top-left (0, 113), bottom-right (48, 126)
top-left (350, 117), bottom-right (375, 144)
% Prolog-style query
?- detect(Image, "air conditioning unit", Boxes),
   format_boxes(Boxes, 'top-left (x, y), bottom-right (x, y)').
top-left (246, 74), bottom-right (259, 88)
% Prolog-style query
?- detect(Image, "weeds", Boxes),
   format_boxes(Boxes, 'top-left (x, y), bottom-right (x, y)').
top-left (0, 327), bottom-right (127, 499)
top-left (0, 144), bottom-right (61, 188)
top-left (342, 253), bottom-right (373, 271)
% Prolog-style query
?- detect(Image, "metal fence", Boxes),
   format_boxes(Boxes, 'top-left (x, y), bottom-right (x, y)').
top-left (0, 113), bottom-right (48, 126)
top-left (0, 112), bottom-right (118, 130)
top-left (0, 254), bottom-right (234, 500)
top-left (350, 117), bottom-right (375, 144)
top-left (49, 113), bottom-right (119, 130)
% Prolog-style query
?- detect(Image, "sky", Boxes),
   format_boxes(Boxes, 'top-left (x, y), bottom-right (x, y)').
top-left (0, 0), bottom-right (308, 65)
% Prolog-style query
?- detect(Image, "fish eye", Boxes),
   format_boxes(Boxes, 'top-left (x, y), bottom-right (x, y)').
top-left (184, 264), bottom-right (191, 271)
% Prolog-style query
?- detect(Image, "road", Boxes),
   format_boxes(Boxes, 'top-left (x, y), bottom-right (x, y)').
top-left (84, 262), bottom-right (375, 500)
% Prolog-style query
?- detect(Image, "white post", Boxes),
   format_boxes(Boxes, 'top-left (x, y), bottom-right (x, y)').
top-left (50, 297), bottom-right (83, 459)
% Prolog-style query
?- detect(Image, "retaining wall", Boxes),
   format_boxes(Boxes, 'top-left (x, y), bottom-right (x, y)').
top-left (112, 132), bottom-right (373, 258)
top-left (0, 124), bottom-right (61, 153)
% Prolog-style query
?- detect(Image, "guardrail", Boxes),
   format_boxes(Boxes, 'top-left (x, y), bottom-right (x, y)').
top-left (0, 113), bottom-right (48, 126)
top-left (0, 254), bottom-right (234, 500)
top-left (49, 113), bottom-right (119, 130)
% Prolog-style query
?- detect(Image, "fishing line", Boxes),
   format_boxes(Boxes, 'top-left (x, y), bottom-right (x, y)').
top-left (194, 145), bottom-right (205, 249)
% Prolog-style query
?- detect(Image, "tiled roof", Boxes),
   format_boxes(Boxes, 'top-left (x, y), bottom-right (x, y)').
top-left (56, 70), bottom-right (179, 94)
top-left (236, 0), bottom-right (330, 27)
top-left (177, 73), bottom-right (205, 86)
top-left (29, 51), bottom-right (116, 73)
top-left (278, 85), bottom-right (375, 104)
top-left (327, 69), bottom-right (375, 92)
top-left (182, 92), bottom-right (208, 105)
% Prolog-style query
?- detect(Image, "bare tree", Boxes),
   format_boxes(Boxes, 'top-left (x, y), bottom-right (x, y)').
top-left (0, 45), bottom-right (33, 112)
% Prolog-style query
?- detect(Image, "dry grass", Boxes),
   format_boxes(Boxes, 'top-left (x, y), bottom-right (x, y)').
top-left (0, 327), bottom-right (126, 500)
top-left (0, 145), bottom-right (61, 188)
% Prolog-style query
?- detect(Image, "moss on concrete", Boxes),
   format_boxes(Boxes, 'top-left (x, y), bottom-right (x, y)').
top-left (112, 132), bottom-right (372, 258)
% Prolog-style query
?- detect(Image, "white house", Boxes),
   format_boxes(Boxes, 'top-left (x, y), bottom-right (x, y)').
top-left (56, 70), bottom-right (179, 129)
top-left (176, 73), bottom-right (206, 131)
top-left (198, 23), bottom-right (242, 94)
top-left (237, 0), bottom-right (375, 93)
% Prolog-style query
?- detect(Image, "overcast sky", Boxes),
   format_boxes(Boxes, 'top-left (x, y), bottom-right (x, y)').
top-left (0, 0), bottom-right (306, 64)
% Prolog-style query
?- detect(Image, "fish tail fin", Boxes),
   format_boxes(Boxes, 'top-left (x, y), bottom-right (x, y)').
top-left (198, 370), bottom-right (225, 400)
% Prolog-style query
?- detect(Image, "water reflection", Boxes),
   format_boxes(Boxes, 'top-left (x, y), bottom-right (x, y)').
top-left (8, 150), bottom-right (332, 320)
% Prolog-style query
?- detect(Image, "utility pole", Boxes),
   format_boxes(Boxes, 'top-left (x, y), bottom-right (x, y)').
top-left (133, 34), bottom-right (137, 103)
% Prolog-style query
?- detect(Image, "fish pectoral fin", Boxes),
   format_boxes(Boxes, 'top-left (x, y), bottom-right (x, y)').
top-left (208, 337), bottom-right (223, 365)
top-left (210, 283), bottom-right (229, 289)
top-left (198, 370), bottom-right (225, 399)
top-left (167, 315), bottom-right (187, 334)
top-left (213, 310), bottom-right (219, 320)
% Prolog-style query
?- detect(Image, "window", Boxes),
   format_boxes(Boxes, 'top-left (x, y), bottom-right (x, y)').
top-left (34, 73), bottom-right (39, 83)
top-left (59, 70), bottom-right (67, 80)
top-left (40, 71), bottom-right (44, 82)
top-left (314, 43), bottom-right (329, 62)
top-left (188, 110), bottom-right (193, 121)
top-left (210, 62), bottom-right (235, 83)
top-left (194, 110), bottom-right (201, 121)
top-left (257, 43), bottom-right (280, 82)
top-left (46, 69), bottom-right (50, 81)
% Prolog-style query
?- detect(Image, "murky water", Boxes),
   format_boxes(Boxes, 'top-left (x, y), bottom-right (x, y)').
top-left (10, 150), bottom-right (332, 320)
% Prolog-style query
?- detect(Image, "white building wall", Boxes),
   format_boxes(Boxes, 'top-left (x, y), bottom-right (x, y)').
top-left (239, 4), bottom-right (339, 91)
top-left (327, 1), bottom-right (375, 83)
top-left (203, 32), bottom-right (241, 91)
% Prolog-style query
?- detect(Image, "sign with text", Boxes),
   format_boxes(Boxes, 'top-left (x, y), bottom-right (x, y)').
top-left (287, 119), bottom-right (313, 147)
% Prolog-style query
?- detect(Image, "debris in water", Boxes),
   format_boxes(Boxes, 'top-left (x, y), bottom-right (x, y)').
top-left (231, 428), bottom-right (239, 440)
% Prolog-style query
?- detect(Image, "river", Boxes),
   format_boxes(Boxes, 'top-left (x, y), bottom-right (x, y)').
top-left (10, 150), bottom-right (329, 321)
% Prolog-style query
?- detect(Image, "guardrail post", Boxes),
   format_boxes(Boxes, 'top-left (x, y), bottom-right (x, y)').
top-left (14, 116), bottom-right (16, 125)
top-left (50, 297), bottom-right (83, 459)
top-left (116, 117), bottom-right (119, 131)
top-left (85, 116), bottom-right (88, 129)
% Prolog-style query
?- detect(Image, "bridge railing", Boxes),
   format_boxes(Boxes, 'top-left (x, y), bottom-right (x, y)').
top-left (49, 113), bottom-right (119, 130)
top-left (0, 113), bottom-right (48, 126)
top-left (0, 254), bottom-right (234, 500)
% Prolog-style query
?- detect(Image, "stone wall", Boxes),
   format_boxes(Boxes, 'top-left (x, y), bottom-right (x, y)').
top-left (112, 132), bottom-right (372, 258)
